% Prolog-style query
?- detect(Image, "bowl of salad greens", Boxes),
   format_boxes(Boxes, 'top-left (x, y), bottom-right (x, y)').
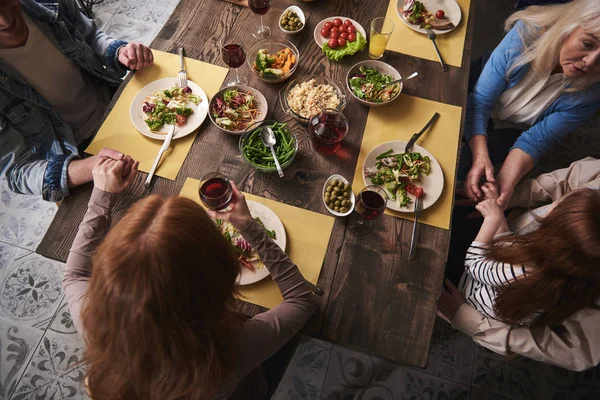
top-left (209, 86), bottom-right (268, 135)
top-left (346, 60), bottom-right (402, 107)
top-left (239, 120), bottom-right (299, 173)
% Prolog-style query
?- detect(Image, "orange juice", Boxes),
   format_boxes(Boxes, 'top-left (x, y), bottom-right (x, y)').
top-left (369, 33), bottom-right (388, 59)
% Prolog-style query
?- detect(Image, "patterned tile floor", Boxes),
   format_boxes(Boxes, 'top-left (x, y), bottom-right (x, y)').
top-left (1, 0), bottom-right (600, 399)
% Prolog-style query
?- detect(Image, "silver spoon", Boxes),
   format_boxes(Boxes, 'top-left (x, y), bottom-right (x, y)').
top-left (260, 126), bottom-right (284, 178)
top-left (381, 71), bottom-right (419, 88)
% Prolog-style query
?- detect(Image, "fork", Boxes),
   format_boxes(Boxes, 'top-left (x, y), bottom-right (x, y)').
top-left (426, 29), bottom-right (448, 72)
top-left (408, 196), bottom-right (423, 261)
top-left (178, 47), bottom-right (187, 88)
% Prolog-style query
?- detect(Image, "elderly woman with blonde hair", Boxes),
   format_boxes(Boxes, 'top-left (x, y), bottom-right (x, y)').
top-left (460, 0), bottom-right (600, 206)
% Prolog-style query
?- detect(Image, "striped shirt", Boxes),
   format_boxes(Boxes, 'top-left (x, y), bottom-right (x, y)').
top-left (459, 235), bottom-right (537, 326)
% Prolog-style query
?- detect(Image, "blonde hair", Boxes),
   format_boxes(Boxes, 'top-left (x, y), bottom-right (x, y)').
top-left (505, 0), bottom-right (600, 91)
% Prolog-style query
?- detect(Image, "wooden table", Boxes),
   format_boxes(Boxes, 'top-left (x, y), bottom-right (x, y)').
top-left (37, 0), bottom-right (474, 368)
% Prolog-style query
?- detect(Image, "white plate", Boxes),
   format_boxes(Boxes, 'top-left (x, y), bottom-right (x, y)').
top-left (313, 16), bottom-right (367, 48)
top-left (236, 200), bottom-right (287, 285)
top-left (362, 141), bottom-right (444, 212)
top-left (322, 174), bottom-right (355, 217)
top-left (396, 0), bottom-right (462, 35)
top-left (130, 77), bottom-right (209, 140)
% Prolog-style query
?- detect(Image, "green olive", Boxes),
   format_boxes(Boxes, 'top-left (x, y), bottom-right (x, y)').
top-left (342, 200), bottom-right (349, 207)
top-left (334, 206), bottom-right (340, 212)
top-left (341, 191), bottom-right (348, 198)
top-left (333, 187), bottom-right (341, 193)
top-left (335, 200), bottom-right (341, 206)
top-left (326, 185), bottom-right (333, 192)
top-left (340, 207), bottom-right (349, 213)
top-left (330, 194), bottom-right (337, 201)
top-left (297, 22), bottom-right (303, 28)
top-left (344, 183), bottom-right (351, 191)
top-left (331, 179), bottom-right (338, 187)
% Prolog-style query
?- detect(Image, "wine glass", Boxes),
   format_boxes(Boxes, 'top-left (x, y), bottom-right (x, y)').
top-left (248, 0), bottom-right (271, 39)
top-left (199, 172), bottom-right (233, 211)
top-left (220, 36), bottom-right (248, 86)
top-left (349, 186), bottom-right (388, 235)
top-left (308, 109), bottom-right (349, 155)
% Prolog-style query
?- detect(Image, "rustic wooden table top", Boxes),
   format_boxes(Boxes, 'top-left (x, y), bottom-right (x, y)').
top-left (37, 0), bottom-right (475, 367)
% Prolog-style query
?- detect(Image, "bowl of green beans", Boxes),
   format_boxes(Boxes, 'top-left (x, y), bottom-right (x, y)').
top-left (239, 120), bottom-right (299, 173)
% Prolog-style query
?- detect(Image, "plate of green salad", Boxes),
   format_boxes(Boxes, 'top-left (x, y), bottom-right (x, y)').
top-left (362, 141), bottom-right (443, 212)
top-left (346, 60), bottom-right (402, 106)
top-left (130, 77), bottom-right (209, 140)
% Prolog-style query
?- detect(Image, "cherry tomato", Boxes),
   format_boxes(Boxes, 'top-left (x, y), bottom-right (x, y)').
top-left (333, 18), bottom-right (343, 27)
top-left (320, 28), bottom-right (330, 38)
top-left (328, 38), bottom-right (338, 49)
top-left (347, 25), bottom-right (356, 34)
top-left (347, 32), bottom-right (357, 42)
top-left (406, 185), bottom-right (425, 199)
top-left (344, 19), bottom-right (353, 27)
top-left (329, 31), bottom-right (339, 39)
top-left (324, 21), bottom-right (333, 30)
top-left (340, 32), bottom-right (348, 40)
top-left (337, 38), bottom-right (346, 47)
top-left (435, 9), bottom-right (445, 19)
top-left (330, 26), bottom-right (339, 34)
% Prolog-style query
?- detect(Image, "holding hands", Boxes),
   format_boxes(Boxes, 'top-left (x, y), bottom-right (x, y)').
top-left (118, 43), bottom-right (154, 70)
top-left (92, 157), bottom-right (139, 194)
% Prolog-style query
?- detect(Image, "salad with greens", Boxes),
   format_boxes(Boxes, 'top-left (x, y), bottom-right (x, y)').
top-left (216, 216), bottom-right (276, 271)
top-left (364, 149), bottom-right (431, 207)
top-left (142, 86), bottom-right (201, 131)
top-left (322, 32), bottom-right (367, 61)
top-left (211, 89), bottom-right (260, 132)
top-left (349, 66), bottom-right (401, 103)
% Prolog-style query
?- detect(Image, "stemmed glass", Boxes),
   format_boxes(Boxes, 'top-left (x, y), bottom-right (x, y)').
top-left (199, 172), bottom-right (233, 211)
top-left (349, 186), bottom-right (388, 235)
top-left (220, 36), bottom-right (248, 86)
top-left (248, 0), bottom-right (272, 39)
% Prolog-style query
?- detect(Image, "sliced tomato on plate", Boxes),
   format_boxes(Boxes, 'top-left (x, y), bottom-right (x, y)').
top-left (406, 184), bottom-right (424, 199)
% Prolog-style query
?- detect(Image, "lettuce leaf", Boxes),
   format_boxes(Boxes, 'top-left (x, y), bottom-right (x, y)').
top-left (322, 31), bottom-right (367, 61)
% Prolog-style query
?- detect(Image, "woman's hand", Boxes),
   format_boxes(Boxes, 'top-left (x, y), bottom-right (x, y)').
top-left (206, 181), bottom-right (253, 230)
top-left (475, 199), bottom-right (504, 221)
top-left (118, 43), bottom-right (154, 70)
top-left (465, 155), bottom-right (496, 202)
top-left (481, 182), bottom-right (499, 201)
top-left (437, 279), bottom-right (466, 324)
top-left (92, 158), bottom-right (139, 194)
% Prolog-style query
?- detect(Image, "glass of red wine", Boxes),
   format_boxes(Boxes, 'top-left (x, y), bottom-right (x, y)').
top-left (220, 36), bottom-right (248, 86)
top-left (248, 0), bottom-right (271, 39)
top-left (308, 108), bottom-right (349, 155)
top-left (199, 172), bottom-right (233, 211)
top-left (349, 186), bottom-right (388, 235)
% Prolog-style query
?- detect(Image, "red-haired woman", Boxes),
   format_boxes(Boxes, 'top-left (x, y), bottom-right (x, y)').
top-left (439, 157), bottom-right (600, 370)
top-left (63, 157), bottom-right (316, 399)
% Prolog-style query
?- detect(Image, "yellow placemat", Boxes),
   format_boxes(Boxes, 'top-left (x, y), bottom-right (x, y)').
top-left (384, 0), bottom-right (471, 67)
top-left (180, 178), bottom-right (335, 309)
top-left (352, 94), bottom-right (462, 230)
top-left (86, 51), bottom-right (229, 180)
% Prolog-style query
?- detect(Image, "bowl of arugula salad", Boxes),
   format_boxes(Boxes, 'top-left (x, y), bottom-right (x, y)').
top-left (209, 86), bottom-right (268, 135)
top-left (346, 60), bottom-right (402, 107)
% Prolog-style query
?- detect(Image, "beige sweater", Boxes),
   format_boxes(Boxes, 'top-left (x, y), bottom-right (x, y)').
top-left (452, 157), bottom-right (600, 371)
top-left (63, 188), bottom-right (317, 398)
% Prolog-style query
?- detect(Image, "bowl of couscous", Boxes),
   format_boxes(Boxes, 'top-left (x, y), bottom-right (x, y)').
top-left (278, 75), bottom-right (347, 124)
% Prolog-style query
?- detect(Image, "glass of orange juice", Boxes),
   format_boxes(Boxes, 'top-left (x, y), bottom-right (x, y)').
top-left (369, 17), bottom-right (395, 59)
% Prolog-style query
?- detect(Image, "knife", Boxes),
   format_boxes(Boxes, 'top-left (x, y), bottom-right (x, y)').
top-left (145, 124), bottom-right (175, 187)
top-left (404, 112), bottom-right (440, 153)
top-left (408, 196), bottom-right (422, 261)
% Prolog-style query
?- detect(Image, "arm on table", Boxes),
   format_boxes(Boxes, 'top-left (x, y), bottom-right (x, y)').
top-left (234, 219), bottom-right (317, 375)
top-left (452, 303), bottom-right (600, 371)
top-left (63, 188), bottom-right (116, 336)
top-left (509, 157), bottom-right (600, 209)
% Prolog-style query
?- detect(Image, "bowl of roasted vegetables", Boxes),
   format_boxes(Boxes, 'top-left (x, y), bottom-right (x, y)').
top-left (346, 60), bottom-right (402, 107)
top-left (239, 120), bottom-right (298, 173)
top-left (209, 86), bottom-right (268, 135)
top-left (248, 38), bottom-right (299, 83)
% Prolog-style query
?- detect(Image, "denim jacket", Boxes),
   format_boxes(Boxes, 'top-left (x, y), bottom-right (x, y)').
top-left (0, 0), bottom-right (128, 201)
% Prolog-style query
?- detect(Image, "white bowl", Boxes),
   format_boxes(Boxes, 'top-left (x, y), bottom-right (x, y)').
top-left (280, 6), bottom-right (306, 35)
top-left (313, 16), bottom-right (367, 48)
top-left (322, 174), bottom-right (355, 217)
top-left (346, 60), bottom-right (402, 107)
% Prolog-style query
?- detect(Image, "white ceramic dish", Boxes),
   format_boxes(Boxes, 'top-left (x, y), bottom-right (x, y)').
top-left (130, 77), bottom-right (209, 140)
top-left (279, 5), bottom-right (306, 35)
top-left (313, 16), bottom-right (367, 48)
top-left (208, 85), bottom-right (268, 135)
top-left (236, 200), bottom-right (286, 285)
top-left (362, 141), bottom-right (444, 212)
top-left (346, 60), bottom-right (402, 107)
top-left (396, 0), bottom-right (462, 35)
top-left (322, 174), bottom-right (355, 217)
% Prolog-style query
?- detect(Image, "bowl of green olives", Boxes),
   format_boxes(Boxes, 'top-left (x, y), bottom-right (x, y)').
top-left (323, 174), bottom-right (355, 217)
top-left (280, 6), bottom-right (305, 35)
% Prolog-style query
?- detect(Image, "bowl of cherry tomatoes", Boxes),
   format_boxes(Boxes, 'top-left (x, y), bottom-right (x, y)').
top-left (313, 17), bottom-right (367, 59)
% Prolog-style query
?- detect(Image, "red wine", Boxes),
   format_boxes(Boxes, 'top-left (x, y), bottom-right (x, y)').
top-left (249, 0), bottom-right (271, 15)
top-left (355, 191), bottom-right (386, 220)
top-left (200, 178), bottom-right (232, 211)
top-left (308, 113), bottom-right (348, 155)
top-left (222, 44), bottom-right (246, 68)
